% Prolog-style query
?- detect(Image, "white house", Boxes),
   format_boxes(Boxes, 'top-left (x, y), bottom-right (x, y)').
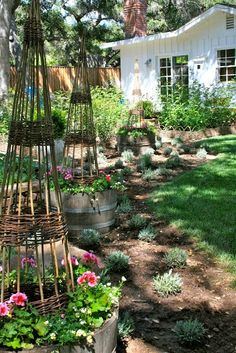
top-left (102, 4), bottom-right (236, 105)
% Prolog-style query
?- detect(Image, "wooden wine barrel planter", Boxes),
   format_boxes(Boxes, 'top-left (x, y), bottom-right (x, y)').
top-left (0, 309), bottom-right (118, 353)
top-left (51, 189), bottom-right (117, 234)
top-left (62, 309), bottom-right (118, 353)
top-left (117, 131), bottom-right (156, 156)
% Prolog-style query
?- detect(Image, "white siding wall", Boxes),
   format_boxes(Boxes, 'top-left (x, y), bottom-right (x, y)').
top-left (121, 11), bottom-right (236, 103)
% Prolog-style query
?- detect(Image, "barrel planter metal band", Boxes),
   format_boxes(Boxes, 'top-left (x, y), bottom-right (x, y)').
top-left (117, 131), bottom-right (156, 156)
top-left (51, 189), bottom-right (117, 234)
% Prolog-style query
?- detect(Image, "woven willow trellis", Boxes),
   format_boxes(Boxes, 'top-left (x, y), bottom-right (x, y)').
top-left (0, 0), bottom-right (73, 313)
top-left (63, 39), bottom-right (98, 180)
top-left (128, 59), bottom-right (144, 126)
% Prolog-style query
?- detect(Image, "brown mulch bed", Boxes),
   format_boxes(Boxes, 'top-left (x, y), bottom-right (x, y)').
top-left (98, 145), bottom-right (236, 353)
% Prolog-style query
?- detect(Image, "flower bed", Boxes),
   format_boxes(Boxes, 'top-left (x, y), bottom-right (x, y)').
top-left (0, 252), bottom-right (122, 352)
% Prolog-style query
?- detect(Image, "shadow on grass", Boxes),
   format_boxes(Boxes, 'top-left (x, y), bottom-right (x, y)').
top-left (148, 141), bottom-right (236, 266)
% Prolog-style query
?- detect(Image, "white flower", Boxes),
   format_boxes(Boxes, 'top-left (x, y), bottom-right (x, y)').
top-left (50, 333), bottom-right (56, 341)
top-left (44, 320), bottom-right (49, 325)
top-left (80, 308), bottom-right (87, 313)
top-left (87, 335), bottom-right (93, 344)
top-left (106, 282), bottom-right (111, 287)
top-left (76, 329), bottom-right (86, 337)
top-left (121, 276), bottom-right (127, 282)
top-left (80, 320), bottom-right (86, 325)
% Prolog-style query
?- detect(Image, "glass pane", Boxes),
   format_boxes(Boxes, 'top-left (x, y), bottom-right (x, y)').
top-left (173, 55), bottom-right (188, 66)
top-left (220, 68), bottom-right (226, 75)
top-left (161, 87), bottom-right (167, 95)
top-left (167, 77), bottom-right (171, 84)
top-left (227, 49), bottom-right (235, 58)
top-left (166, 58), bottom-right (171, 66)
top-left (160, 58), bottom-right (166, 67)
top-left (167, 68), bottom-right (171, 76)
top-left (160, 77), bottom-right (166, 85)
top-left (160, 68), bottom-right (166, 76)
top-left (220, 75), bottom-right (226, 82)
top-left (228, 67), bottom-right (236, 75)
top-left (228, 75), bottom-right (236, 81)
top-left (227, 57), bottom-right (235, 65)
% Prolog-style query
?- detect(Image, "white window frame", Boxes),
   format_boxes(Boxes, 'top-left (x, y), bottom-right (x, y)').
top-left (217, 48), bottom-right (236, 83)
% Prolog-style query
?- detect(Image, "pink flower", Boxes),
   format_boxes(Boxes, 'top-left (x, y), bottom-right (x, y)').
top-left (61, 256), bottom-right (79, 267)
top-left (0, 302), bottom-right (9, 316)
top-left (21, 257), bottom-right (36, 269)
top-left (64, 173), bottom-right (73, 180)
top-left (0, 266), bottom-right (2, 272)
top-left (81, 252), bottom-right (101, 267)
top-left (77, 271), bottom-right (98, 287)
top-left (10, 292), bottom-right (28, 306)
top-left (105, 175), bottom-right (111, 182)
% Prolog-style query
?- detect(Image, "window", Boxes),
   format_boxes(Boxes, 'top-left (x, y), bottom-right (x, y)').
top-left (217, 49), bottom-right (236, 82)
top-left (159, 55), bottom-right (189, 96)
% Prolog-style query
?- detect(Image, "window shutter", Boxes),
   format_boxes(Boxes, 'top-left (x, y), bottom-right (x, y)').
top-left (226, 14), bottom-right (234, 29)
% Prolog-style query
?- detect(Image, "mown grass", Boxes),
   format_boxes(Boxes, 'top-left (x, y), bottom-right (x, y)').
top-left (149, 135), bottom-right (236, 272)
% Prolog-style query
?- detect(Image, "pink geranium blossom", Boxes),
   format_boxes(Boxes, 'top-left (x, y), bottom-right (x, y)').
top-left (10, 292), bottom-right (28, 306)
top-left (21, 257), bottom-right (36, 269)
top-left (61, 256), bottom-right (79, 267)
top-left (0, 302), bottom-right (10, 316)
top-left (81, 252), bottom-right (101, 268)
top-left (77, 271), bottom-right (98, 287)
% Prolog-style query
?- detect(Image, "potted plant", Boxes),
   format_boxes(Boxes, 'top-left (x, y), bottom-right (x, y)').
top-left (49, 167), bottom-right (125, 235)
top-left (117, 122), bottom-right (157, 156)
top-left (0, 252), bottom-right (123, 353)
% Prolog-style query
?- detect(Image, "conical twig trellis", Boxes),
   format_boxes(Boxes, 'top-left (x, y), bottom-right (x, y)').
top-left (63, 38), bottom-right (98, 180)
top-left (128, 59), bottom-right (144, 126)
top-left (0, 0), bottom-right (73, 312)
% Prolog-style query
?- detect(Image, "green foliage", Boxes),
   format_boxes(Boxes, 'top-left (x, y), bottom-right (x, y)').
top-left (142, 168), bottom-right (158, 181)
top-left (138, 225), bottom-right (156, 242)
top-left (174, 319), bottom-right (206, 345)
top-left (153, 270), bottom-right (182, 297)
top-left (105, 251), bottom-right (130, 272)
top-left (0, 305), bottom-right (49, 350)
top-left (159, 83), bottom-right (236, 131)
top-left (163, 147), bottom-right (173, 156)
top-left (136, 100), bottom-right (156, 118)
top-left (196, 148), bottom-right (208, 159)
top-left (163, 248), bottom-right (188, 268)
top-left (118, 312), bottom-right (135, 339)
top-left (92, 87), bottom-right (128, 142)
top-left (155, 166), bottom-right (172, 176)
top-left (171, 137), bottom-right (184, 146)
top-left (79, 229), bottom-right (101, 249)
top-left (115, 159), bottom-right (124, 169)
top-left (138, 153), bottom-right (153, 172)
top-left (121, 166), bottom-right (132, 176)
top-left (51, 108), bottom-right (66, 139)
top-left (166, 155), bottom-right (181, 168)
top-left (128, 214), bottom-right (147, 229)
top-left (155, 138), bottom-right (162, 150)
top-left (118, 124), bottom-right (157, 138)
top-left (121, 150), bottom-right (135, 163)
top-left (116, 196), bottom-right (133, 213)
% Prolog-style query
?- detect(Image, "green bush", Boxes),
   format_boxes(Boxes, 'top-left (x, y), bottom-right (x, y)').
top-left (91, 86), bottom-right (128, 142)
top-left (51, 109), bottom-right (66, 139)
top-left (174, 319), bottom-right (206, 345)
top-left (128, 214), bottom-right (147, 229)
top-left (121, 150), bottom-right (135, 163)
top-left (136, 100), bottom-right (156, 118)
top-left (138, 153), bottom-right (153, 171)
top-left (142, 168), bottom-right (158, 181)
top-left (166, 155), bottom-right (181, 168)
top-left (163, 248), bottom-right (188, 268)
top-left (116, 196), bottom-right (133, 213)
top-left (163, 147), bottom-right (172, 156)
top-left (153, 270), bottom-right (182, 297)
top-left (105, 251), bottom-right (130, 272)
top-left (78, 228), bottom-right (101, 249)
top-left (159, 82), bottom-right (236, 131)
top-left (115, 159), bottom-right (124, 169)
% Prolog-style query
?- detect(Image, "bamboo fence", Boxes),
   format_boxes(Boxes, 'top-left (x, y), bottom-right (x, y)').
top-left (10, 66), bottom-right (121, 92)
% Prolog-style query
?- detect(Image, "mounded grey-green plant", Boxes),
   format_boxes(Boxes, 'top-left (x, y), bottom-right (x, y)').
top-left (128, 214), bottom-right (147, 229)
top-left (155, 167), bottom-right (172, 176)
top-left (166, 155), bottom-right (181, 168)
top-left (174, 319), bottom-right (206, 345)
top-left (196, 147), bottom-right (208, 159)
top-left (155, 138), bottom-right (162, 150)
top-left (105, 251), bottom-right (130, 272)
top-left (138, 225), bottom-right (156, 242)
top-left (121, 166), bottom-right (132, 176)
top-left (121, 149), bottom-right (135, 163)
top-left (138, 153), bottom-right (152, 171)
top-left (116, 196), bottom-right (133, 213)
top-left (142, 168), bottom-right (158, 181)
top-left (163, 147), bottom-right (173, 156)
top-left (118, 312), bottom-right (135, 339)
top-left (171, 136), bottom-right (184, 146)
top-left (153, 270), bottom-right (182, 297)
top-left (79, 228), bottom-right (101, 249)
top-left (163, 247), bottom-right (188, 268)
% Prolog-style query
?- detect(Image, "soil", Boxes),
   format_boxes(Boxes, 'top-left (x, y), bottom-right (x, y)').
top-left (96, 142), bottom-right (236, 353)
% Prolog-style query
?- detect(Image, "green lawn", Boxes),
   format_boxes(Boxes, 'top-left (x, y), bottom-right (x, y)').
top-left (149, 135), bottom-right (236, 272)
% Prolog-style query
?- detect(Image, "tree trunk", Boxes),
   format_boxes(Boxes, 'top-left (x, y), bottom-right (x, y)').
top-left (0, 0), bottom-right (20, 101)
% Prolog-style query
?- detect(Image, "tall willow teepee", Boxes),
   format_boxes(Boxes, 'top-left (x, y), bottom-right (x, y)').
top-left (128, 59), bottom-right (144, 126)
top-left (0, 0), bottom-right (73, 312)
top-left (63, 38), bottom-right (98, 181)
